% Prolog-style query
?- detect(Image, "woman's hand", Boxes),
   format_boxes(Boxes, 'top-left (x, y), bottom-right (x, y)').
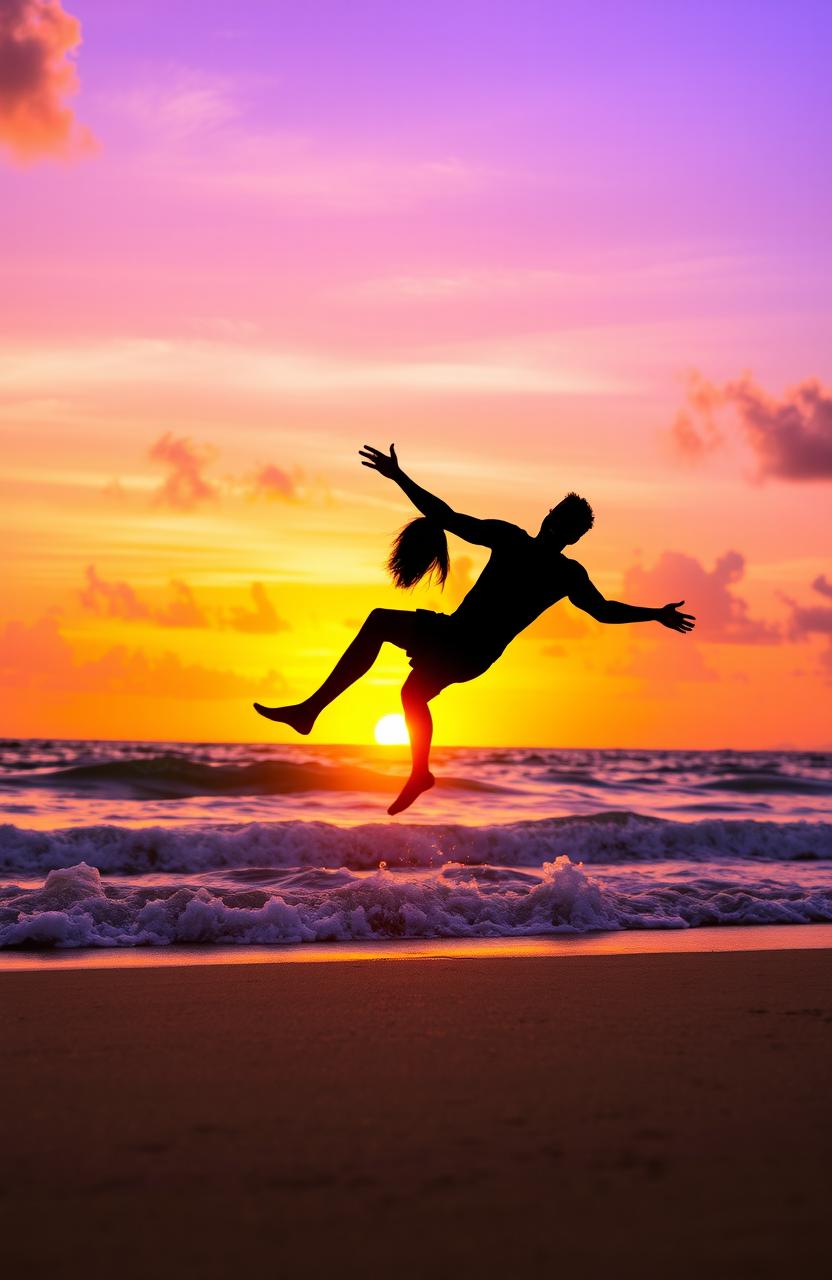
top-left (359, 443), bottom-right (401, 479)
top-left (657, 601), bottom-right (696, 633)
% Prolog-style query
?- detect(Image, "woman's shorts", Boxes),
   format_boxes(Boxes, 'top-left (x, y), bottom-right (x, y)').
top-left (404, 610), bottom-right (496, 688)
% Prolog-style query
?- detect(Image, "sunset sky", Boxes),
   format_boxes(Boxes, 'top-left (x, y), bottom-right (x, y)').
top-left (2, 0), bottom-right (830, 747)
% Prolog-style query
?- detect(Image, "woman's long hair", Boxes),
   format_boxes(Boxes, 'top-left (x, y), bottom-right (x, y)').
top-left (386, 517), bottom-right (449, 589)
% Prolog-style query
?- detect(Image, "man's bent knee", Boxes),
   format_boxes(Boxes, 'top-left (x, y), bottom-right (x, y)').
top-left (402, 674), bottom-right (440, 707)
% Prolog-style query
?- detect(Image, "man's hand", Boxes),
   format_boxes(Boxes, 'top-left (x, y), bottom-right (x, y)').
top-left (657, 600), bottom-right (696, 633)
top-left (359, 443), bottom-right (401, 479)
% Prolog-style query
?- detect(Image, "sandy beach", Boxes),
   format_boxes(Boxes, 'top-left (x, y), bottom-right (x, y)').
top-left (2, 944), bottom-right (831, 1278)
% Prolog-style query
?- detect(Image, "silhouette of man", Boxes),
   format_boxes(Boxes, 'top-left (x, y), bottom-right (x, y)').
top-left (255, 445), bottom-right (695, 815)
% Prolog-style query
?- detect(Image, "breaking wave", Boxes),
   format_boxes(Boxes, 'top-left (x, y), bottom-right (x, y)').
top-left (0, 812), bottom-right (829, 878)
top-left (2, 857), bottom-right (832, 948)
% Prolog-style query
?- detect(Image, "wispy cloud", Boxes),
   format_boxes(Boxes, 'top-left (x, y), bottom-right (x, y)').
top-left (157, 135), bottom-right (488, 215)
top-left (104, 65), bottom-right (489, 214)
top-left (0, 0), bottom-right (95, 161)
top-left (115, 66), bottom-right (240, 141)
top-left (347, 255), bottom-right (762, 305)
top-left (0, 336), bottom-right (627, 398)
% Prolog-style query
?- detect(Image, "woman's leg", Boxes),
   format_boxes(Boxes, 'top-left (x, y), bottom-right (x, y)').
top-left (387, 672), bottom-right (444, 815)
top-left (254, 608), bottom-right (418, 734)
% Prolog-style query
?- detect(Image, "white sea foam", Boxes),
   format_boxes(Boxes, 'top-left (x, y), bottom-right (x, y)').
top-left (2, 856), bottom-right (832, 948)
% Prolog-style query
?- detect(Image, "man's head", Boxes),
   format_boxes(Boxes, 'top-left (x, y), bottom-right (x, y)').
top-left (539, 492), bottom-right (595, 547)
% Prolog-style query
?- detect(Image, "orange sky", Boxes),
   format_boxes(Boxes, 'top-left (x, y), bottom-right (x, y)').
top-left (2, 2), bottom-right (830, 747)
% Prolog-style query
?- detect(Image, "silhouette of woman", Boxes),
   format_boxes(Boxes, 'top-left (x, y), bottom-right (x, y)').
top-left (254, 444), bottom-right (695, 815)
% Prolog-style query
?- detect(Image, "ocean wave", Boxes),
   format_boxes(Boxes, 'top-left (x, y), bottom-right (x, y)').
top-left (0, 755), bottom-right (507, 799)
top-left (2, 858), bottom-right (831, 948)
top-left (1, 812), bottom-right (829, 877)
top-left (706, 772), bottom-right (832, 794)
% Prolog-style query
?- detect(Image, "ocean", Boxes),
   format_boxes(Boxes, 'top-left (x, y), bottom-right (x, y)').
top-left (1, 739), bottom-right (830, 948)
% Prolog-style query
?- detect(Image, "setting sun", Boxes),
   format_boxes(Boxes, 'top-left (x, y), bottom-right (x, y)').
top-left (374, 713), bottom-right (410, 745)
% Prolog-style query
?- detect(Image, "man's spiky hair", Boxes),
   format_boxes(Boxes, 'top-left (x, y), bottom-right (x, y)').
top-left (552, 492), bottom-right (594, 537)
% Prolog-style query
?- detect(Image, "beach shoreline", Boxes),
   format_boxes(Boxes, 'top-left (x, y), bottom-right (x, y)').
top-left (3, 946), bottom-right (831, 1276)
top-left (2, 919), bottom-right (832, 971)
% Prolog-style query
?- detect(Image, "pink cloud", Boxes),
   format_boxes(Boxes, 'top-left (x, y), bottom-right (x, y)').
top-left (623, 550), bottom-right (778, 645)
top-left (0, 612), bottom-right (66, 679)
top-left (149, 433), bottom-right (219, 511)
top-left (154, 579), bottom-right (207, 629)
top-left (783, 576), bottom-right (832, 679)
top-left (80, 566), bottom-right (208, 629)
top-left (0, 0), bottom-right (95, 161)
top-left (252, 463), bottom-right (299, 501)
top-left (785, 576), bottom-right (832, 641)
top-left (227, 582), bottom-right (288, 635)
top-left (0, 615), bottom-right (285, 699)
top-left (78, 567), bottom-right (289, 635)
top-left (672, 371), bottom-right (832, 481)
top-left (80, 565), bottom-right (150, 621)
top-left (670, 371), bottom-right (724, 459)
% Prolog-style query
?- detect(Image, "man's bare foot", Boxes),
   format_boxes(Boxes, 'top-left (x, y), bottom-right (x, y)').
top-left (387, 770), bottom-right (435, 816)
top-left (253, 701), bottom-right (316, 735)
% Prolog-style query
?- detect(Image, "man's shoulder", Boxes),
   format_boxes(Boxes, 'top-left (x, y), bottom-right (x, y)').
top-left (487, 519), bottom-right (529, 547)
top-left (558, 555), bottom-right (589, 581)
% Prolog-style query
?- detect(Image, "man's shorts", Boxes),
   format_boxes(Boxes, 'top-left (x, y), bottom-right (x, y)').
top-left (404, 610), bottom-right (498, 688)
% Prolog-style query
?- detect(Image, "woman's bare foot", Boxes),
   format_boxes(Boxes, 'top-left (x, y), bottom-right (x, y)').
top-left (387, 770), bottom-right (435, 816)
top-left (253, 701), bottom-right (317, 735)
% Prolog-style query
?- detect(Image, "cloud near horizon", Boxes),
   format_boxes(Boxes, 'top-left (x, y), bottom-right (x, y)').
top-left (0, 615), bottom-right (285, 699)
top-left (79, 565), bottom-right (287, 635)
top-left (79, 564), bottom-right (149, 622)
top-left (80, 565), bottom-right (207, 629)
top-left (0, 0), bottom-right (95, 161)
top-left (226, 582), bottom-right (289, 635)
top-left (672, 372), bottom-right (832, 481)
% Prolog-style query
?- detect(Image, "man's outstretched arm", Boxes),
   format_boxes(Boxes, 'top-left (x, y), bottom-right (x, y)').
top-left (568, 567), bottom-right (695, 632)
top-left (359, 443), bottom-right (519, 549)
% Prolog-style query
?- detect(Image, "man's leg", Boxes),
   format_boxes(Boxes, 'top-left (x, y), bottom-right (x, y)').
top-left (254, 608), bottom-right (417, 734)
top-left (388, 672), bottom-right (444, 816)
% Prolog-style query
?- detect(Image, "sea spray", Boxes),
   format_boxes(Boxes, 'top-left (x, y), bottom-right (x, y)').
top-left (2, 855), bottom-right (832, 949)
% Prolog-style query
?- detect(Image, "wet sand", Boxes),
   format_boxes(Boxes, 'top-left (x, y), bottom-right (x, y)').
top-left (2, 947), bottom-right (831, 1277)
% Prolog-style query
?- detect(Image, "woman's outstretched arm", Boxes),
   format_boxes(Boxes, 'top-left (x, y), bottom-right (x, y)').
top-left (359, 443), bottom-right (519, 549)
